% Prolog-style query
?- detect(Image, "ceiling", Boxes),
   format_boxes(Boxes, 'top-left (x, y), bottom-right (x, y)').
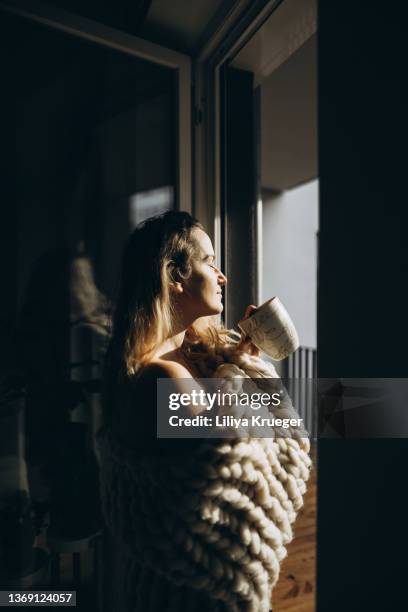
top-left (141, 0), bottom-right (233, 53)
top-left (40, 0), bottom-right (236, 53)
top-left (39, 0), bottom-right (151, 36)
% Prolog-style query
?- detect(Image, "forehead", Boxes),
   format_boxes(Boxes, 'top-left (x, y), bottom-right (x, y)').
top-left (191, 228), bottom-right (214, 255)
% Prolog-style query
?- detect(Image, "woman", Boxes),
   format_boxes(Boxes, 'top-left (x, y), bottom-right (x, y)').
top-left (99, 211), bottom-right (311, 611)
top-left (103, 211), bottom-right (257, 445)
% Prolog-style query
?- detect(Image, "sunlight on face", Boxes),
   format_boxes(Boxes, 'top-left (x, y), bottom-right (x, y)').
top-left (180, 228), bottom-right (227, 318)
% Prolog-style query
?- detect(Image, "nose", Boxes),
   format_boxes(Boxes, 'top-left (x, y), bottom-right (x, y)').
top-left (218, 269), bottom-right (227, 286)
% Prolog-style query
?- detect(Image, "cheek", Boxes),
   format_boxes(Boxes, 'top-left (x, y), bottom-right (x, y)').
top-left (188, 268), bottom-right (215, 299)
top-left (203, 270), bottom-right (218, 294)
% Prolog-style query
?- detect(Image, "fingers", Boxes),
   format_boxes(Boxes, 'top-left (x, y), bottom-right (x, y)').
top-left (243, 304), bottom-right (258, 320)
top-left (244, 341), bottom-right (260, 357)
top-left (238, 304), bottom-right (260, 357)
top-left (239, 335), bottom-right (260, 357)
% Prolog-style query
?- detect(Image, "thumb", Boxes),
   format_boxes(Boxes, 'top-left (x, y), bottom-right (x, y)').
top-left (243, 304), bottom-right (258, 320)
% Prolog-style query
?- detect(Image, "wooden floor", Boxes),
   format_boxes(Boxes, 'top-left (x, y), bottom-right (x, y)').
top-left (272, 443), bottom-right (317, 611)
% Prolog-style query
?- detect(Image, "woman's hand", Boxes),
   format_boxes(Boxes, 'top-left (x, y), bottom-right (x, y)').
top-left (237, 305), bottom-right (260, 357)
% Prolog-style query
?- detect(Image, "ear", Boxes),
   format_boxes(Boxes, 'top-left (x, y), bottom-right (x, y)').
top-left (170, 281), bottom-right (184, 295)
top-left (167, 262), bottom-right (184, 294)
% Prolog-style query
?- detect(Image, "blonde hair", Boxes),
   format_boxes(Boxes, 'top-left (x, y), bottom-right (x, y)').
top-left (106, 212), bottom-right (238, 381)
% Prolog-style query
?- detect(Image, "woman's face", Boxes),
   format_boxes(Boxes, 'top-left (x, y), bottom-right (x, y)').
top-left (178, 228), bottom-right (227, 319)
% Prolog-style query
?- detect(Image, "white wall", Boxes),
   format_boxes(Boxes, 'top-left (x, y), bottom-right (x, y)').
top-left (262, 179), bottom-right (318, 349)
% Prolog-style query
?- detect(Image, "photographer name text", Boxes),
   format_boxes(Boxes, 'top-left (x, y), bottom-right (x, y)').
top-left (168, 414), bottom-right (303, 429)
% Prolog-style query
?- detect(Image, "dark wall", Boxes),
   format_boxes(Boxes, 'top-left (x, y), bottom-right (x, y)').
top-left (0, 92), bottom-right (18, 371)
top-left (318, 2), bottom-right (408, 610)
top-left (318, 7), bottom-right (408, 379)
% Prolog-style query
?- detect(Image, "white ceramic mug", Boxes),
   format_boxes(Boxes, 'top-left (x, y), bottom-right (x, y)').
top-left (238, 297), bottom-right (299, 360)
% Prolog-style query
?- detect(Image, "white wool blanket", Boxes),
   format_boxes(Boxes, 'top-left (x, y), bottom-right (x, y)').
top-left (97, 351), bottom-right (311, 611)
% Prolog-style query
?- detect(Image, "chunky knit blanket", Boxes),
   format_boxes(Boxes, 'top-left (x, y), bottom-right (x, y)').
top-left (97, 351), bottom-right (311, 611)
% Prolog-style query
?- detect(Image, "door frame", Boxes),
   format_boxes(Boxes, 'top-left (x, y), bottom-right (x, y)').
top-left (0, 0), bottom-right (192, 214)
top-left (193, 0), bottom-right (284, 323)
top-left (193, 0), bottom-right (317, 323)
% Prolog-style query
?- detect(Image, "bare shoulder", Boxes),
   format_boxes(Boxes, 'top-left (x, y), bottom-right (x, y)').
top-left (138, 359), bottom-right (193, 381)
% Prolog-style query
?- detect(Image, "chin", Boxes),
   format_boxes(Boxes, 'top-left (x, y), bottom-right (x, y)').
top-left (198, 298), bottom-right (223, 317)
top-left (201, 304), bottom-right (223, 317)
top-left (212, 302), bottom-right (223, 314)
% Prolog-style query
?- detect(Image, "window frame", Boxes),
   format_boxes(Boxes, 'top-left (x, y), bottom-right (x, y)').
top-left (0, 0), bottom-right (192, 214)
